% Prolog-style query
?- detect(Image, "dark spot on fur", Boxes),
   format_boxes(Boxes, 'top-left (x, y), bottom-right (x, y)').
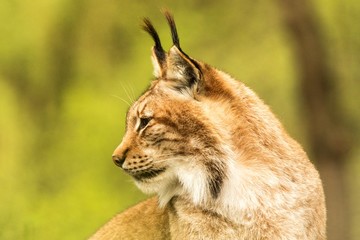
top-left (174, 151), bottom-right (186, 156)
top-left (168, 196), bottom-right (178, 216)
top-left (205, 160), bottom-right (226, 199)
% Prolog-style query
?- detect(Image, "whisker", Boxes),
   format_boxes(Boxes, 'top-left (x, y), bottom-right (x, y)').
top-left (126, 82), bottom-right (137, 102)
top-left (120, 82), bottom-right (135, 104)
top-left (111, 94), bottom-right (131, 107)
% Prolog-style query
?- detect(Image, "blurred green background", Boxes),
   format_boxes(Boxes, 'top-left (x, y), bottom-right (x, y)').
top-left (0, 0), bottom-right (359, 239)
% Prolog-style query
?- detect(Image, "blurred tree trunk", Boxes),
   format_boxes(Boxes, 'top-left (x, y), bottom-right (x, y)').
top-left (278, 0), bottom-right (352, 239)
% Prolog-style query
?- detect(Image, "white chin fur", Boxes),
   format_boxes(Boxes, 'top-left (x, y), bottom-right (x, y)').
top-left (134, 170), bottom-right (182, 207)
top-left (135, 160), bottom-right (224, 208)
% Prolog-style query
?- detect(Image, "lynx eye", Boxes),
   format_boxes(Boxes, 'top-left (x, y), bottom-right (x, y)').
top-left (138, 117), bottom-right (151, 131)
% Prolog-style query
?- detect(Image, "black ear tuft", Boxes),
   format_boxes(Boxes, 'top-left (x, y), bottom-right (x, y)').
top-left (142, 10), bottom-right (202, 93)
top-left (142, 18), bottom-right (166, 64)
top-left (163, 10), bottom-right (180, 49)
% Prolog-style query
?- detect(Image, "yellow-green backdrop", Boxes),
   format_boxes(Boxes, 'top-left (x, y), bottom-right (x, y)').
top-left (0, 0), bottom-right (359, 239)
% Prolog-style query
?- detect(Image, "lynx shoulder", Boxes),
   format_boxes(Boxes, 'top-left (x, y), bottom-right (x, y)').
top-left (90, 11), bottom-right (326, 240)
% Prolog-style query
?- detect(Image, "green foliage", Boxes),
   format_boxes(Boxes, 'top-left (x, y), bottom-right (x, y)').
top-left (0, 0), bottom-right (359, 239)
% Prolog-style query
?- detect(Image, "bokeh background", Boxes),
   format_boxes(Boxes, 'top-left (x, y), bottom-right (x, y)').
top-left (0, 0), bottom-right (359, 239)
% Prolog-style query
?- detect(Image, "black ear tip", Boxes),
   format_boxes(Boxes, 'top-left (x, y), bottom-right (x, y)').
top-left (141, 18), bottom-right (156, 37)
top-left (141, 17), bottom-right (151, 29)
top-left (141, 17), bottom-right (165, 54)
top-left (162, 9), bottom-right (180, 49)
top-left (161, 8), bottom-right (172, 19)
top-left (141, 18), bottom-right (153, 37)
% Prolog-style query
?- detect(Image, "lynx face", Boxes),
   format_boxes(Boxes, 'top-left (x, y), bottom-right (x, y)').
top-left (113, 82), bottom-right (225, 203)
top-left (112, 14), bottom-right (229, 205)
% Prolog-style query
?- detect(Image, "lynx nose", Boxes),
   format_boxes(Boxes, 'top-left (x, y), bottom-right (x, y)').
top-left (112, 154), bottom-right (125, 168)
top-left (112, 147), bottom-right (129, 168)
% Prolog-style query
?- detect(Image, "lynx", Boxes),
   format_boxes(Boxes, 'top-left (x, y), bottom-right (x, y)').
top-left (90, 11), bottom-right (326, 240)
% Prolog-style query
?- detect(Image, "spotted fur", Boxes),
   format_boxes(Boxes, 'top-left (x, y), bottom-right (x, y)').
top-left (90, 11), bottom-right (326, 240)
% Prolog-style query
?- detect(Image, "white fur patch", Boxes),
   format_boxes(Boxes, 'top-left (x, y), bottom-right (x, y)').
top-left (151, 54), bottom-right (161, 78)
top-left (176, 163), bottom-right (209, 205)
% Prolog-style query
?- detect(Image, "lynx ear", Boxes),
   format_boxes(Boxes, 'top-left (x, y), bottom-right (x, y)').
top-left (163, 11), bottom-right (202, 92)
top-left (142, 11), bottom-right (202, 91)
top-left (166, 46), bottom-right (201, 90)
top-left (142, 18), bottom-right (166, 78)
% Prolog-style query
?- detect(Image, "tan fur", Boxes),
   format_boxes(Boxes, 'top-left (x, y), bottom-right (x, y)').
top-left (90, 197), bottom-right (170, 240)
top-left (90, 12), bottom-right (326, 240)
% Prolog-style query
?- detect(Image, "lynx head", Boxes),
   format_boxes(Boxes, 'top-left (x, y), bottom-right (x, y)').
top-left (112, 11), bottom-right (269, 207)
